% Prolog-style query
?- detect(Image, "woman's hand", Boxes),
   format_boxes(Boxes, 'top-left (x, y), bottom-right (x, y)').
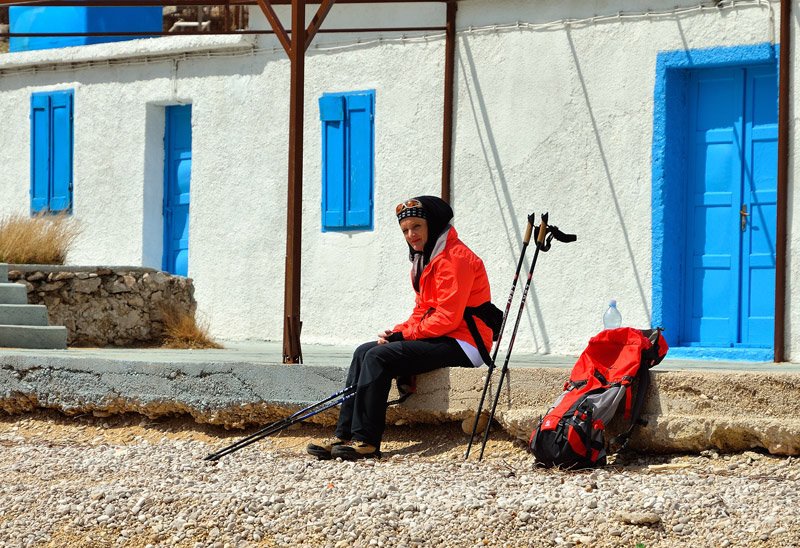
top-left (378, 330), bottom-right (405, 344)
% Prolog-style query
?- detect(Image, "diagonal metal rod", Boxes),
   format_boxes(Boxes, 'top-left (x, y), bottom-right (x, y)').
top-left (203, 386), bottom-right (355, 461)
top-left (465, 213), bottom-right (534, 459)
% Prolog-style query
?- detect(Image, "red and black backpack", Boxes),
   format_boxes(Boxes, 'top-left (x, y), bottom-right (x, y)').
top-left (529, 327), bottom-right (668, 469)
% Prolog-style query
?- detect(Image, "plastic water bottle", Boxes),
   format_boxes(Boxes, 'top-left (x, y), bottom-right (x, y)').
top-left (603, 300), bottom-right (622, 329)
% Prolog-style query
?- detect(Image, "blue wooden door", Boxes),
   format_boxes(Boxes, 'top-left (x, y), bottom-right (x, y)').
top-left (741, 66), bottom-right (778, 345)
top-left (163, 105), bottom-right (192, 276)
top-left (682, 66), bottom-right (777, 347)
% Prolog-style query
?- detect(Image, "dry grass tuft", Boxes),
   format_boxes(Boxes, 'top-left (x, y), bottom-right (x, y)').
top-left (0, 211), bottom-right (81, 265)
top-left (160, 303), bottom-right (223, 350)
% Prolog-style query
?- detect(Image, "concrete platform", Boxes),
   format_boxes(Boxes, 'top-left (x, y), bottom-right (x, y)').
top-left (1, 341), bottom-right (799, 456)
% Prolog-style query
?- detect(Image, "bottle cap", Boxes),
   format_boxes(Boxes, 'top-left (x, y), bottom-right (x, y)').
top-left (609, 299), bottom-right (617, 307)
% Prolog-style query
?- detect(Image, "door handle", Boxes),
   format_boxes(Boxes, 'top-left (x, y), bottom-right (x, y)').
top-left (740, 204), bottom-right (750, 231)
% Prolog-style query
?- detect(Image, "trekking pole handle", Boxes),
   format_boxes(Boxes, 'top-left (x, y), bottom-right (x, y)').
top-left (523, 214), bottom-right (535, 245)
top-left (549, 225), bottom-right (577, 243)
top-left (534, 213), bottom-right (577, 250)
top-left (536, 213), bottom-right (549, 246)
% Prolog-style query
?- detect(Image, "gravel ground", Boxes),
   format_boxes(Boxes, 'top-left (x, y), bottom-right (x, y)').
top-left (1, 410), bottom-right (799, 548)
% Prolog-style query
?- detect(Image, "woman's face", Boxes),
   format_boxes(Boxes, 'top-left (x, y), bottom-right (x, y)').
top-left (400, 217), bottom-right (428, 252)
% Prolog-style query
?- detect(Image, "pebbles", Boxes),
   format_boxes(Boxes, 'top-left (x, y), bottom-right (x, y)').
top-left (1, 415), bottom-right (800, 548)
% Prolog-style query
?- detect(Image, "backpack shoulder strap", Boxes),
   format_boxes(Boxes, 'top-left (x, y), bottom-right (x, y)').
top-left (609, 328), bottom-right (666, 451)
top-left (387, 375), bottom-right (416, 406)
top-left (609, 367), bottom-right (650, 452)
top-left (463, 301), bottom-right (502, 366)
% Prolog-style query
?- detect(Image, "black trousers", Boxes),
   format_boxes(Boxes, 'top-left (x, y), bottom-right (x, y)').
top-left (334, 337), bottom-right (473, 448)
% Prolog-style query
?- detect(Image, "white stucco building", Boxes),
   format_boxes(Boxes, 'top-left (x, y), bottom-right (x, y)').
top-left (1, 0), bottom-right (797, 362)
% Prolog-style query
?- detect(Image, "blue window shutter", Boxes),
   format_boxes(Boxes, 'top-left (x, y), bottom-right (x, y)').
top-left (30, 94), bottom-right (51, 213)
top-left (345, 93), bottom-right (374, 228)
top-left (49, 91), bottom-right (73, 212)
top-left (320, 95), bottom-right (346, 229)
top-left (319, 95), bottom-right (345, 122)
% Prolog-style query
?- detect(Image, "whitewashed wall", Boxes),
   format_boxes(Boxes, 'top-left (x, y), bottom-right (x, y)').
top-left (0, 0), bottom-right (796, 360)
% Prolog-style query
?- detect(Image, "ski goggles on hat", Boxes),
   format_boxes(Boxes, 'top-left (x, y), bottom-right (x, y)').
top-left (396, 199), bottom-right (427, 222)
top-left (395, 199), bottom-right (424, 215)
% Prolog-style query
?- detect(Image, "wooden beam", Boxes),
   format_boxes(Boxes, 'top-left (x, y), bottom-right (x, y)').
top-left (775, 0), bottom-right (790, 362)
top-left (255, 0), bottom-right (292, 55)
top-left (305, 0), bottom-right (337, 51)
top-left (283, 0), bottom-right (306, 363)
top-left (441, 0), bottom-right (456, 203)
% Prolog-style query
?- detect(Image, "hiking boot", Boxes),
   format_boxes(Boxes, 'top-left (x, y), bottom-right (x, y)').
top-left (306, 437), bottom-right (350, 460)
top-left (330, 442), bottom-right (381, 460)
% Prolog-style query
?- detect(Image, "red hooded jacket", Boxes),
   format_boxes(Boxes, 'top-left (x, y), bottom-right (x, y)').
top-left (392, 226), bottom-right (493, 355)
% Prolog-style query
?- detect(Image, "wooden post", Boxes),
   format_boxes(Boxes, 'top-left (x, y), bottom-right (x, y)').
top-left (774, 0), bottom-right (790, 362)
top-left (283, 0), bottom-right (306, 363)
top-left (441, 0), bottom-right (457, 203)
top-left (255, 0), bottom-right (337, 363)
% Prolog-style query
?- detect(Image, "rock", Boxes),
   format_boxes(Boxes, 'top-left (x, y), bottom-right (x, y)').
top-left (73, 278), bottom-right (102, 294)
top-left (109, 279), bottom-right (132, 294)
top-left (51, 272), bottom-right (75, 282)
top-left (462, 413), bottom-right (489, 435)
top-left (40, 282), bottom-right (65, 292)
top-left (616, 511), bottom-right (661, 525)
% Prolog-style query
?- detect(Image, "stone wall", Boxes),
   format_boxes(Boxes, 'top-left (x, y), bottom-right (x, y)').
top-left (7, 266), bottom-right (195, 347)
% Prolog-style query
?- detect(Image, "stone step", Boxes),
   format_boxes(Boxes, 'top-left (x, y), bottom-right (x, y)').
top-left (0, 282), bottom-right (28, 305)
top-left (0, 324), bottom-right (67, 350)
top-left (0, 263), bottom-right (7, 284)
top-left (0, 304), bottom-right (49, 326)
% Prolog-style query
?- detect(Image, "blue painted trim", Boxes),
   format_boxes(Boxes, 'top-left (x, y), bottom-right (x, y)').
top-left (651, 43), bottom-right (778, 354)
top-left (666, 346), bottom-right (774, 362)
top-left (320, 89), bottom-right (375, 233)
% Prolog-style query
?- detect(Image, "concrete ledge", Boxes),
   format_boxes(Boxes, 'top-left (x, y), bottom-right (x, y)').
top-left (0, 304), bottom-right (49, 326)
top-left (1, 345), bottom-right (799, 456)
top-left (0, 283), bottom-right (28, 305)
top-left (0, 325), bottom-right (67, 349)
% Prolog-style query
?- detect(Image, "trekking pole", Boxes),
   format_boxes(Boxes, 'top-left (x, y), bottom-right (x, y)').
top-left (477, 212), bottom-right (576, 461)
top-left (203, 385), bottom-right (356, 461)
top-left (465, 213), bottom-right (535, 460)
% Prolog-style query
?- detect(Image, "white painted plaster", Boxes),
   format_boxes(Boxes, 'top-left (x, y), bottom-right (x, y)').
top-left (0, 0), bottom-right (796, 361)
